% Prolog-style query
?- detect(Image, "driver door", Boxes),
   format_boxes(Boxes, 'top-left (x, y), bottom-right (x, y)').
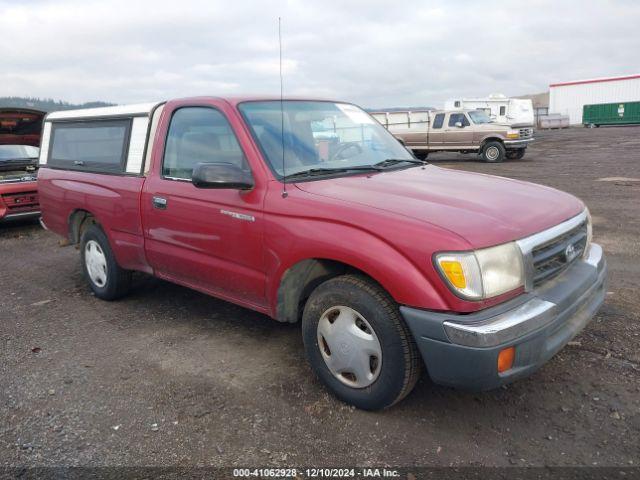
top-left (141, 103), bottom-right (266, 308)
top-left (442, 112), bottom-right (472, 147)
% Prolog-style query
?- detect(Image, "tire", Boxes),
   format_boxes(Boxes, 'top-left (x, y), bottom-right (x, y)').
top-left (506, 149), bottom-right (526, 160)
top-left (302, 274), bottom-right (421, 410)
top-left (481, 141), bottom-right (506, 163)
top-left (414, 151), bottom-right (429, 160)
top-left (80, 224), bottom-right (132, 300)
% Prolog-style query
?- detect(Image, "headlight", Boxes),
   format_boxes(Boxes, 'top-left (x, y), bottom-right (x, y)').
top-left (506, 130), bottom-right (520, 139)
top-left (435, 242), bottom-right (524, 300)
top-left (584, 207), bottom-right (593, 257)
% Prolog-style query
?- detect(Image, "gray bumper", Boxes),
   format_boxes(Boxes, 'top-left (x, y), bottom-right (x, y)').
top-left (401, 244), bottom-right (606, 390)
top-left (0, 210), bottom-right (41, 222)
top-left (504, 138), bottom-right (534, 148)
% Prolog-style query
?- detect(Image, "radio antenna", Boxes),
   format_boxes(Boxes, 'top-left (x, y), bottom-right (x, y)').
top-left (278, 17), bottom-right (288, 198)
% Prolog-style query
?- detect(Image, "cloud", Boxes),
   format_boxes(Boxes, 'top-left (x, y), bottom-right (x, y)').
top-left (1, 0), bottom-right (639, 108)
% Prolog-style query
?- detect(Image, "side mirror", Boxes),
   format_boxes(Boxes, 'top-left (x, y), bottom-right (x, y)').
top-left (455, 121), bottom-right (464, 128)
top-left (192, 163), bottom-right (254, 190)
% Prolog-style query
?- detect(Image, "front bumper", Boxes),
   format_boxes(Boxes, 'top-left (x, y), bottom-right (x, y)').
top-left (401, 243), bottom-right (606, 390)
top-left (0, 210), bottom-right (41, 222)
top-left (503, 137), bottom-right (535, 148)
top-left (0, 182), bottom-right (39, 222)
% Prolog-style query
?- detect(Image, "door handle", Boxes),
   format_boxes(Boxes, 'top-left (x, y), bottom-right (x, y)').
top-left (152, 196), bottom-right (168, 210)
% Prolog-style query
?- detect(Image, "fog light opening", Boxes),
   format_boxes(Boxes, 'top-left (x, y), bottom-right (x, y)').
top-left (498, 346), bottom-right (515, 373)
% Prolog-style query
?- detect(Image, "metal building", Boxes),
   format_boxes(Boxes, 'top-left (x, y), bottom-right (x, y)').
top-left (549, 73), bottom-right (640, 125)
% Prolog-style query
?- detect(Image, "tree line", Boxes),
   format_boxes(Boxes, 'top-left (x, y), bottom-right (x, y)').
top-left (0, 96), bottom-right (115, 112)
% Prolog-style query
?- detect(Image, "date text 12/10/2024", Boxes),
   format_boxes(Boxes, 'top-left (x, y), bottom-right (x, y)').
top-left (233, 468), bottom-right (401, 478)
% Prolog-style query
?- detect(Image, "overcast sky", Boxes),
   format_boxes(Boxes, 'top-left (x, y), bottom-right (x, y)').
top-left (1, 0), bottom-right (639, 108)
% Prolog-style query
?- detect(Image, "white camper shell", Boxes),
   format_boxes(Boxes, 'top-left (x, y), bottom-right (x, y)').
top-left (39, 102), bottom-right (165, 175)
top-left (444, 94), bottom-right (534, 127)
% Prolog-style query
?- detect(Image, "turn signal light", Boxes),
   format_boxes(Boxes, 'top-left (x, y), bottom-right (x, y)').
top-left (497, 346), bottom-right (515, 373)
top-left (439, 260), bottom-right (466, 288)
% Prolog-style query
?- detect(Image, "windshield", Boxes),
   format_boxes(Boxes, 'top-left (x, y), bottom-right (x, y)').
top-left (468, 110), bottom-right (494, 124)
top-left (238, 101), bottom-right (414, 178)
top-left (0, 145), bottom-right (40, 161)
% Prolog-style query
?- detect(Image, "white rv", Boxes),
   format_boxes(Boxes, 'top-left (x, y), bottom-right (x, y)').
top-left (444, 94), bottom-right (534, 127)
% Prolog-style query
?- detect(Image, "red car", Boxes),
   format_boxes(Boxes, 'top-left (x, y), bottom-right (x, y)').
top-left (0, 108), bottom-right (44, 222)
top-left (38, 97), bottom-right (606, 409)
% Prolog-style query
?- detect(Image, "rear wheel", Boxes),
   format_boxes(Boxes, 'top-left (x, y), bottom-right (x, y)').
top-left (506, 149), bottom-right (526, 160)
top-left (80, 224), bottom-right (132, 300)
top-left (302, 274), bottom-right (421, 410)
top-left (413, 151), bottom-right (429, 160)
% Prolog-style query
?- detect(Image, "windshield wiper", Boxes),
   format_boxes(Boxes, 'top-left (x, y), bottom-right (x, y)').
top-left (282, 159), bottom-right (425, 181)
top-left (372, 158), bottom-right (426, 169)
top-left (283, 166), bottom-right (382, 180)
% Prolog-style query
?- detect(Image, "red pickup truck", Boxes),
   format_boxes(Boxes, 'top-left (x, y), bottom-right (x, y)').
top-left (0, 108), bottom-right (44, 222)
top-left (38, 97), bottom-right (606, 410)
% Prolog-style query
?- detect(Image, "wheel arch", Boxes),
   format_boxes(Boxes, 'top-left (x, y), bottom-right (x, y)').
top-left (68, 209), bottom-right (100, 244)
top-left (275, 258), bottom-right (359, 323)
top-left (67, 208), bottom-right (151, 273)
top-left (480, 136), bottom-right (504, 148)
top-left (273, 255), bottom-right (446, 323)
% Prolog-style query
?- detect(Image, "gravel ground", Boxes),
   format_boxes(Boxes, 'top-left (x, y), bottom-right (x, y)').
top-left (1, 126), bottom-right (639, 469)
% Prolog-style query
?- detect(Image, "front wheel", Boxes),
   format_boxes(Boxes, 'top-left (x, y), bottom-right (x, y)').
top-left (481, 141), bottom-right (506, 163)
top-left (80, 224), bottom-right (132, 300)
top-left (302, 274), bottom-right (421, 410)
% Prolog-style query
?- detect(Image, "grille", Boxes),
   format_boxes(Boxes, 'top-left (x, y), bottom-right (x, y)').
top-left (531, 221), bottom-right (587, 285)
top-left (2, 191), bottom-right (39, 214)
top-left (519, 128), bottom-right (533, 138)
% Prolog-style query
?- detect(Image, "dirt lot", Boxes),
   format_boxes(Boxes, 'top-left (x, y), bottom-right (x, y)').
top-left (1, 127), bottom-right (639, 470)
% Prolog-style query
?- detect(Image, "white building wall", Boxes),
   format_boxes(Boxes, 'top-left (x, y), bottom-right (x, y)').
top-left (549, 76), bottom-right (640, 125)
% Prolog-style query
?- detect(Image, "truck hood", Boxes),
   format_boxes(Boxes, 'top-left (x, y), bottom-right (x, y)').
top-left (0, 108), bottom-right (45, 147)
top-left (475, 122), bottom-right (511, 130)
top-left (294, 165), bottom-right (583, 248)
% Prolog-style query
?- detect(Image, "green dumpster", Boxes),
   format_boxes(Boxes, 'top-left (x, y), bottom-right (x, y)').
top-left (583, 101), bottom-right (640, 127)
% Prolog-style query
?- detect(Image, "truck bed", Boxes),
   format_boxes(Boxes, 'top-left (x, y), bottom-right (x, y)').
top-left (38, 168), bottom-right (149, 272)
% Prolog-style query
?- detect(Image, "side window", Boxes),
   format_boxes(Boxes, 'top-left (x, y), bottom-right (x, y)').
top-left (162, 107), bottom-right (246, 180)
top-left (448, 113), bottom-right (470, 127)
top-left (432, 113), bottom-right (445, 129)
top-left (49, 120), bottom-right (130, 173)
top-left (499, 106), bottom-right (506, 116)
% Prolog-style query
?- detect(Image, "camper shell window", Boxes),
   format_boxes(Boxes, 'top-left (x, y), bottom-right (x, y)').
top-left (48, 119), bottom-right (131, 173)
